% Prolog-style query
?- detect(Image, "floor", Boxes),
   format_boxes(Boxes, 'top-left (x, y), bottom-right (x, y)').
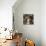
top-left (0, 39), bottom-right (24, 46)
top-left (0, 39), bottom-right (16, 46)
top-left (0, 33), bottom-right (23, 46)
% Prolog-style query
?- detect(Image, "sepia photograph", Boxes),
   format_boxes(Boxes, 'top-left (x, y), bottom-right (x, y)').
top-left (23, 14), bottom-right (34, 25)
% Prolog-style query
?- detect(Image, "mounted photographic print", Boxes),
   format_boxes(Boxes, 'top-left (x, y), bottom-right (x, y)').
top-left (23, 14), bottom-right (34, 25)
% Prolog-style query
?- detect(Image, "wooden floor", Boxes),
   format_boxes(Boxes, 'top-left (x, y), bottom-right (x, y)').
top-left (0, 39), bottom-right (16, 46)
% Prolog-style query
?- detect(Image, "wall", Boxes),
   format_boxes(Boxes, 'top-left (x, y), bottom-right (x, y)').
top-left (41, 0), bottom-right (46, 46)
top-left (13, 0), bottom-right (41, 46)
top-left (0, 0), bottom-right (16, 30)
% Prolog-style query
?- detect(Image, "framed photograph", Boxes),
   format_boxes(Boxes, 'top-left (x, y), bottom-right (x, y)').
top-left (23, 14), bottom-right (34, 25)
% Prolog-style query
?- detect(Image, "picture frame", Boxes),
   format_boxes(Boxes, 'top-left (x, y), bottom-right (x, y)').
top-left (23, 14), bottom-right (34, 25)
